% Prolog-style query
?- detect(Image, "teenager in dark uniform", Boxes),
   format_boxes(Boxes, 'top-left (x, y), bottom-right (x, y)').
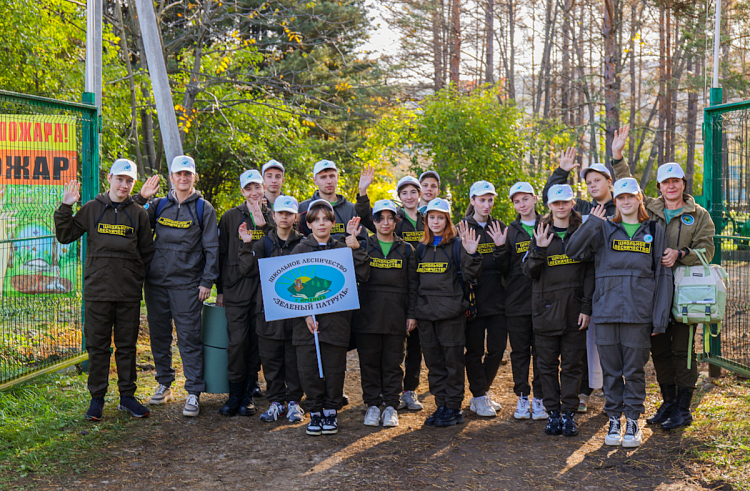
top-left (418, 171), bottom-right (441, 214)
top-left (459, 181), bottom-right (507, 417)
top-left (416, 198), bottom-right (482, 428)
top-left (355, 171), bottom-right (425, 411)
top-left (500, 182), bottom-right (547, 421)
top-left (215, 169), bottom-right (273, 416)
top-left (135, 155), bottom-right (219, 418)
top-left (356, 200), bottom-right (418, 427)
top-left (568, 178), bottom-right (672, 447)
top-left (238, 196), bottom-right (305, 423)
top-left (292, 201), bottom-right (369, 436)
top-left (262, 159), bottom-right (286, 210)
top-left (55, 160), bottom-right (155, 421)
top-left (523, 184), bottom-right (594, 437)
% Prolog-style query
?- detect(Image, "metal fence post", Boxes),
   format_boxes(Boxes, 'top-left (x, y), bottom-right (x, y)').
top-left (707, 87), bottom-right (723, 377)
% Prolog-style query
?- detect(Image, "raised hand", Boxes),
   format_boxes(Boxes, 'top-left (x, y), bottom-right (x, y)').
top-left (559, 147), bottom-right (579, 172)
top-left (249, 202), bottom-right (266, 227)
top-left (346, 217), bottom-right (362, 249)
top-left (534, 223), bottom-right (553, 248)
top-left (238, 222), bottom-right (253, 243)
top-left (456, 220), bottom-right (469, 241)
top-left (461, 227), bottom-right (479, 254)
top-left (590, 204), bottom-right (607, 220)
top-left (358, 165), bottom-right (375, 196)
top-left (612, 125), bottom-right (630, 160)
top-left (487, 221), bottom-right (507, 246)
top-left (62, 180), bottom-right (81, 206)
top-left (140, 175), bottom-right (160, 199)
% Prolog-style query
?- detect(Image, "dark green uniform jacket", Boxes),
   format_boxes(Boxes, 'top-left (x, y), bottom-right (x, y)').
top-left (543, 167), bottom-right (617, 217)
top-left (498, 214), bottom-right (540, 316)
top-left (355, 194), bottom-right (425, 247)
top-left (459, 215), bottom-right (506, 317)
top-left (54, 193), bottom-right (154, 302)
top-left (297, 191), bottom-right (368, 241)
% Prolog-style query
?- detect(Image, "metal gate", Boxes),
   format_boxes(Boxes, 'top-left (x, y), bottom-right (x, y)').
top-left (0, 90), bottom-right (99, 389)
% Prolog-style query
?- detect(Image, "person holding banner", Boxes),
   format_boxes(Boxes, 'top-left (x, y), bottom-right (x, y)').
top-left (135, 156), bottom-right (219, 418)
top-left (355, 170), bottom-right (425, 411)
top-left (567, 179), bottom-right (672, 447)
top-left (501, 182), bottom-right (547, 421)
top-left (416, 198), bottom-right (482, 428)
top-left (215, 169), bottom-right (273, 417)
top-left (55, 160), bottom-right (155, 421)
top-left (238, 195), bottom-right (305, 423)
top-left (522, 184), bottom-right (594, 438)
top-left (292, 200), bottom-right (369, 436)
top-left (459, 181), bottom-right (507, 418)
top-left (355, 199), bottom-right (419, 427)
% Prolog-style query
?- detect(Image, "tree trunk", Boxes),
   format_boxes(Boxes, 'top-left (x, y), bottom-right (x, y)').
top-left (508, 0), bottom-right (516, 99)
top-left (603, 0), bottom-right (619, 160)
top-left (486, 0), bottom-right (494, 85)
top-left (657, 3), bottom-right (666, 168)
top-left (432, 0), bottom-right (445, 90)
top-left (450, 0), bottom-right (461, 85)
top-left (628, 1), bottom-right (636, 169)
top-left (686, 53), bottom-right (698, 194)
top-left (561, 0), bottom-right (571, 125)
top-left (664, 7), bottom-right (673, 162)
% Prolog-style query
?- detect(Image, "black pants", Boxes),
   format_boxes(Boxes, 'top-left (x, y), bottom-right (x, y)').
top-left (578, 345), bottom-right (593, 396)
top-left (225, 304), bottom-right (261, 384)
top-left (296, 342), bottom-right (348, 412)
top-left (258, 336), bottom-right (303, 404)
top-left (403, 329), bottom-right (422, 391)
top-left (507, 315), bottom-right (543, 398)
top-left (418, 316), bottom-right (466, 410)
top-left (535, 330), bottom-right (586, 413)
top-left (651, 318), bottom-right (699, 388)
top-left (356, 332), bottom-right (406, 408)
top-left (84, 301), bottom-right (140, 398)
top-left (465, 314), bottom-right (507, 398)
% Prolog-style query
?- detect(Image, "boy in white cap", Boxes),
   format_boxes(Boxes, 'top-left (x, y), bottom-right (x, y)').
top-left (612, 154), bottom-right (715, 430)
top-left (215, 169), bottom-right (273, 416)
top-left (418, 171), bottom-right (441, 214)
top-left (135, 155), bottom-right (220, 417)
top-left (55, 159), bottom-right (155, 421)
top-left (238, 195), bottom-right (306, 424)
top-left (262, 159), bottom-right (286, 209)
top-left (297, 159), bottom-right (367, 241)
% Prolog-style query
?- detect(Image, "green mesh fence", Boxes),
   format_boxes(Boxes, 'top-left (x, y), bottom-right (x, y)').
top-left (0, 90), bottom-right (98, 388)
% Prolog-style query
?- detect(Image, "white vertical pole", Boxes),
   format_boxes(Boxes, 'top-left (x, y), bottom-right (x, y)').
top-left (134, 0), bottom-right (184, 165)
top-left (85, 0), bottom-right (102, 111)
top-left (712, 0), bottom-right (722, 88)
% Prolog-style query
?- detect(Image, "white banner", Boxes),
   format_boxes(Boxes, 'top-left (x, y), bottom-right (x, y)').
top-left (258, 248), bottom-right (360, 322)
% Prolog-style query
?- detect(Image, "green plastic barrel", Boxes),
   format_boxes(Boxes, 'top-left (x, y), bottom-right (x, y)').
top-left (201, 302), bottom-right (229, 394)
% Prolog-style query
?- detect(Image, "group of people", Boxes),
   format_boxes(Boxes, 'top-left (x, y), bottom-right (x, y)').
top-left (55, 125), bottom-right (715, 448)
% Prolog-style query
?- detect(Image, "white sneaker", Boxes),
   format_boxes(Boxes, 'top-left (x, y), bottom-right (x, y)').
top-left (398, 390), bottom-right (424, 410)
top-left (259, 402), bottom-right (285, 422)
top-left (381, 406), bottom-right (399, 427)
top-left (487, 397), bottom-right (502, 411)
top-left (470, 396), bottom-right (497, 417)
top-left (532, 398), bottom-right (548, 420)
top-left (287, 401), bottom-right (304, 423)
top-left (622, 418), bottom-right (643, 448)
top-left (150, 384), bottom-right (173, 404)
top-left (605, 415), bottom-right (623, 446)
top-left (183, 394), bottom-right (200, 417)
top-left (364, 405), bottom-right (381, 426)
top-left (514, 396), bottom-right (531, 420)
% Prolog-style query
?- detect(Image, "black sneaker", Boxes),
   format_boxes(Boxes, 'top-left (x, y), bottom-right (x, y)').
top-left (118, 396), bottom-right (150, 418)
top-left (85, 397), bottom-right (105, 421)
top-left (425, 406), bottom-right (446, 426)
top-left (545, 410), bottom-right (562, 435)
top-left (307, 412), bottom-right (323, 436)
top-left (435, 408), bottom-right (464, 427)
top-left (322, 411), bottom-right (339, 435)
top-left (561, 411), bottom-right (578, 437)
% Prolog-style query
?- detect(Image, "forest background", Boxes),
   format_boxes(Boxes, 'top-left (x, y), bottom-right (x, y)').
top-left (3, 0), bottom-right (750, 222)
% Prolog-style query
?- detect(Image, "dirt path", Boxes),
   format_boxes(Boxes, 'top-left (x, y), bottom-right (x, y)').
top-left (44, 353), bottom-right (722, 491)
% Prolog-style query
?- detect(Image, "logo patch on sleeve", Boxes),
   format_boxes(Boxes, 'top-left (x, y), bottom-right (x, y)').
top-left (370, 258), bottom-right (403, 269)
top-left (546, 254), bottom-right (580, 266)
top-left (681, 215), bottom-right (695, 225)
top-left (417, 262), bottom-right (448, 273)
top-left (515, 240), bottom-right (530, 254)
top-left (97, 223), bottom-right (134, 236)
top-left (612, 240), bottom-right (652, 254)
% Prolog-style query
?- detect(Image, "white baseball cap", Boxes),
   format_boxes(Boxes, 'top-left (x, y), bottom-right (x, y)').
top-left (613, 178), bottom-right (641, 198)
top-left (273, 195), bottom-right (299, 214)
top-left (313, 159), bottom-right (338, 176)
top-left (109, 159), bottom-right (137, 180)
top-left (509, 181), bottom-right (536, 200)
top-left (240, 169), bottom-right (263, 188)
top-left (547, 184), bottom-right (575, 203)
top-left (397, 175), bottom-right (422, 193)
top-left (262, 159), bottom-right (285, 175)
top-left (373, 199), bottom-right (399, 215)
top-left (470, 180), bottom-right (497, 198)
top-left (419, 170), bottom-right (441, 185)
top-left (657, 162), bottom-right (686, 183)
top-left (307, 198), bottom-right (334, 212)
top-left (580, 163), bottom-right (612, 180)
top-left (425, 198), bottom-right (452, 216)
top-left (170, 155), bottom-right (197, 174)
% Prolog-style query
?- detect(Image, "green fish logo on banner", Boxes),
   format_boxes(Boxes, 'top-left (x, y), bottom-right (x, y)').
top-left (275, 265), bottom-right (345, 303)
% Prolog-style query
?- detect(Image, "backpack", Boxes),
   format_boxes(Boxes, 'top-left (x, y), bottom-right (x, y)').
top-left (418, 239), bottom-right (477, 320)
top-left (155, 196), bottom-right (205, 230)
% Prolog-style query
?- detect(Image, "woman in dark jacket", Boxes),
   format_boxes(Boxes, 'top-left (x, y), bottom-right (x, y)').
top-left (415, 198), bottom-right (481, 428)
top-left (523, 184), bottom-right (594, 438)
top-left (355, 199), bottom-right (418, 428)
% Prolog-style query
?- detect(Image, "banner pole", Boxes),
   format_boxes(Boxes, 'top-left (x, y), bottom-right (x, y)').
top-left (312, 314), bottom-right (324, 378)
